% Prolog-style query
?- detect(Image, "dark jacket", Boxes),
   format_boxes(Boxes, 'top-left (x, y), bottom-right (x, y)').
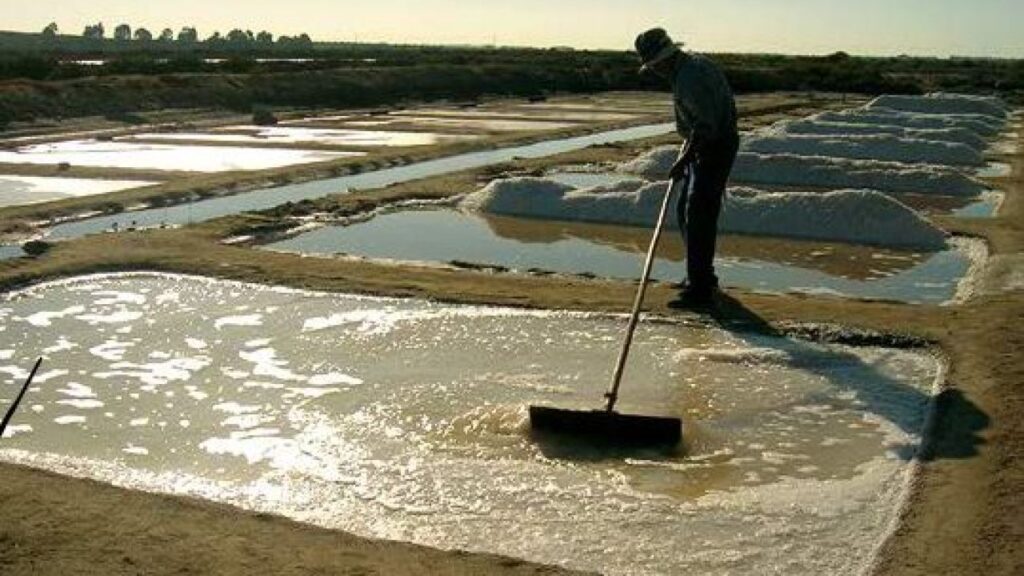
top-left (672, 53), bottom-right (738, 149)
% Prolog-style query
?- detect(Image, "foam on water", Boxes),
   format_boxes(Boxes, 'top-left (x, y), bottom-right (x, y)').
top-left (0, 273), bottom-right (940, 575)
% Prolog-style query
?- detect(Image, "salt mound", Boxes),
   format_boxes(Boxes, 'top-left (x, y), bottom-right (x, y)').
top-left (463, 177), bottom-right (657, 227)
top-left (731, 152), bottom-right (985, 197)
top-left (722, 186), bottom-right (947, 249)
top-left (459, 177), bottom-right (576, 215)
top-left (781, 119), bottom-right (988, 151)
top-left (743, 130), bottom-right (983, 166)
top-left (617, 145), bottom-right (677, 178)
top-left (868, 93), bottom-right (1007, 119)
top-left (816, 110), bottom-right (1001, 137)
top-left (928, 92), bottom-right (1008, 111)
top-left (461, 177), bottom-right (948, 249)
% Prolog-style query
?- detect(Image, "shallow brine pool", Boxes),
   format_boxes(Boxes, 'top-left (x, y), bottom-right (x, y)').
top-left (0, 175), bottom-right (157, 208)
top-left (267, 209), bottom-right (976, 304)
top-left (393, 107), bottom-right (640, 122)
top-left (341, 116), bottom-right (579, 132)
top-left (132, 127), bottom-right (478, 147)
top-left (0, 274), bottom-right (938, 575)
top-left (0, 140), bottom-right (362, 172)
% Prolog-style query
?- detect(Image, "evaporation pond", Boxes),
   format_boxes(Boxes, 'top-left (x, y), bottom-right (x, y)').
top-left (134, 127), bottom-right (478, 147)
top-left (394, 107), bottom-right (641, 122)
top-left (0, 140), bottom-right (362, 172)
top-left (0, 274), bottom-right (937, 575)
top-left (268, 209), bottom-right (973, 304)
top-left (0, 175), bottom-right (157, 208)
top-left (341, 116), bottom-right (578, 132)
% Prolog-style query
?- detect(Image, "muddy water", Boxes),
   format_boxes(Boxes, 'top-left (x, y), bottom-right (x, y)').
top-left (267, 209), bottom-right (973, 304)
top-left (0, 274), bottom-right (937, 575)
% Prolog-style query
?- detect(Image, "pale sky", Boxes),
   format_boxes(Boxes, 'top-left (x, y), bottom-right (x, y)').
top-left (1, 0), bottom-right (1022, 57)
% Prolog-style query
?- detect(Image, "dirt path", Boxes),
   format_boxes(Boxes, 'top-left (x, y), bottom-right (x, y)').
top-left (0, 105), bottom-right (1020, 575)
top-left (0, 464), bottom-right (588, 576)
top-left (870, 143), bottom-right (1024, 575)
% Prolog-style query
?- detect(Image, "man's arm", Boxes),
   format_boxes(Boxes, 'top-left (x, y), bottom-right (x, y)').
top-left (669, 91), bottom-right (704, 180)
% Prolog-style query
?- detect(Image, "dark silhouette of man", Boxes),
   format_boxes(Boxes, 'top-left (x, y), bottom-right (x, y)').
top-left (635, 28), bottom-right (739, 308)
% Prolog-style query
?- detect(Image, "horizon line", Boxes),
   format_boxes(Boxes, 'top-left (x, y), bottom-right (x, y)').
top-left (1, 26), bottom-right (1020, 62)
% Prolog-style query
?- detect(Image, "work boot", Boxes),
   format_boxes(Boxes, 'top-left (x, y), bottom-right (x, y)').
top-left (669, 276), bottom-right (719, 291)
top-left (667, 284), bottom-right (718, 310)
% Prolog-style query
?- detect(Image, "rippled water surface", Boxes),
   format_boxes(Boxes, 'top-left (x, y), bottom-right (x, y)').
top-left (0, 274), bottom-right (937, 575)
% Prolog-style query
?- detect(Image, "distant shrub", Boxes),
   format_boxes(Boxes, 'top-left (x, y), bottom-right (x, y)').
top-left (23, 240), bottom-right (51, 256)
top-left (252, 107), bottom-right (278, 125)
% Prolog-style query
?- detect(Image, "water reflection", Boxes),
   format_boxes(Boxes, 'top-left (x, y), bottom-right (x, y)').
top-left (267, 208), bottom-right (972, 304)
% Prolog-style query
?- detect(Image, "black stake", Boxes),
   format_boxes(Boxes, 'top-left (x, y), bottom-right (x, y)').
top-left (0, 357), bottom-right (43, 439)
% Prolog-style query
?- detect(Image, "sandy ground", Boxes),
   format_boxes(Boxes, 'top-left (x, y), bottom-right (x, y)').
top-left (0, 98), bottom-right (1020, 574)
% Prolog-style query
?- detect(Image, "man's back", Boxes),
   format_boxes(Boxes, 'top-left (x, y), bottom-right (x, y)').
top-left (672, 54), bottom-right (737, 145)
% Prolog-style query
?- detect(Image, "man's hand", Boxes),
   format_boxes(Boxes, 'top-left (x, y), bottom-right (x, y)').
top-left (670, 146), bottom-right (695, 180)
top-left (667, 138), bottom-right (700, 180)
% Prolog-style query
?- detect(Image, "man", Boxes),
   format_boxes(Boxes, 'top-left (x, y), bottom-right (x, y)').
top-left (635, 28), bottom-right (739, 308)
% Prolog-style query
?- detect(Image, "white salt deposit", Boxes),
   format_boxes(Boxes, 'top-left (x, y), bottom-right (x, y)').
top-left (721, 187), bottom-right (947, 249)
top-left (0, 140), bottom-right (362, 173)
top-left (743, 130), bottom-right (984, 166)
top-left (136, 127), bottom-right (477, 147)
top-left (868, 94), bottom-right (1007, 119)
top-left (620, 146), bottom-right (987, 196)
top-left (461, 177), bottom-right (948, 249)
top-left (617, 145), bottom-right (678, 178)
top-left (780, 120), bottom-right (988, 150)
top-left (815, 109), bottom-right (1001, 137)
top-left (731, 152), bottom-right (987, 197)
top-left (0, 175), bottom-right (157, 208)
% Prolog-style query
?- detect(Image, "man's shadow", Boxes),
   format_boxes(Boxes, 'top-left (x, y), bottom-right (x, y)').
top-left (705, 292), bottom-right (988, 462)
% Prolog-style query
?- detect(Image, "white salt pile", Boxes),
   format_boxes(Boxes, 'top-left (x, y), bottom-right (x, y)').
top-left (868, 93), bottom-right (1007, 119)
top-left (742, 130), bottom-right (984, 166)
top-left (461, 177), bottom-right (948, 249)
top-left (616, 145), bottom-right (677, 178)
top-left (617, 146), bottom-right (986, 197)
top-left (731, 152), bottom-right (987, 197)
top-left (781, 120), bottom-right (988, 151)
top-left (720, 187), bottom-right (947, 249)
top-left (815, 109), bottom-right (1002, 137)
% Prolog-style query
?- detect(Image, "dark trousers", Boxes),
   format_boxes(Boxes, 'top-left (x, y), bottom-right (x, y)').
top-left (676, 134), bottom-right (739, 291)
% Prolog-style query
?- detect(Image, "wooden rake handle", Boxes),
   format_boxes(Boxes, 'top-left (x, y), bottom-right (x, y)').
top-left (604, 170), bottom-right (688, 413)
top-left (0, 357), bottom-right (43, 439)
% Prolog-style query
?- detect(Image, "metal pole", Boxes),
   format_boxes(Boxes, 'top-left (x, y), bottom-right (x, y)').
top-left (604, 171), bottom-right (686, 413)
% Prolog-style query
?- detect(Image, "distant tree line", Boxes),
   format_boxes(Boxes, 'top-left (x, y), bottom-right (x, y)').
top-left (37, 21), bottom-right (312, 48)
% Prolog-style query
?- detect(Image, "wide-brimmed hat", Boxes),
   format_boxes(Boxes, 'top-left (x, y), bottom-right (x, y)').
top-left (635, 28), bottom-right (682, 73)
